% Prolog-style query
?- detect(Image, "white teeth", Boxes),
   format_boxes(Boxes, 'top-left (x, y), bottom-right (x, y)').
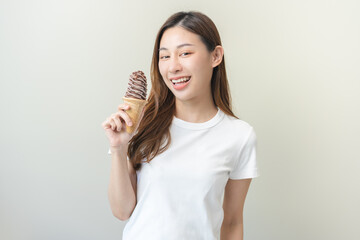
top-left (171, 77), bottom-right (190, 84)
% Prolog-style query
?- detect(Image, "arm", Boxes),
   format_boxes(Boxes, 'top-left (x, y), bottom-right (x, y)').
top-left (108, 146), bottom-right (137, 221)
top-left (220, 178), bottom-right (252, 240)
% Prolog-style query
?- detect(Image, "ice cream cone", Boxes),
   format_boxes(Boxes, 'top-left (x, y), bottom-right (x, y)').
top-left (122, 97), bottom-right (147, 134)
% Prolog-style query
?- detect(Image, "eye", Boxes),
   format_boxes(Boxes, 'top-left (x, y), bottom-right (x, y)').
top-left (181, 52), bottom-right (192, 56)
top-left (160, 55), bottom-right (169, 60)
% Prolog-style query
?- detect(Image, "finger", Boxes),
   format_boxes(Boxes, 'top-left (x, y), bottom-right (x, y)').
top-left (102, 119), bottom-right (111, 129)
top-left (118, 104), bottom-right (130, 110)
top-left (109, 118), bottom-right (117, 131)
top-left (111, 115), bottom-right (123, 131)
top-left (114, 110), bottom-right (133, 127)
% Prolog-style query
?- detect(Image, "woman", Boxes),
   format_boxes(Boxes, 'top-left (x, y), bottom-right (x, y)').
top-left (102, 11), bottom-right (259, 240)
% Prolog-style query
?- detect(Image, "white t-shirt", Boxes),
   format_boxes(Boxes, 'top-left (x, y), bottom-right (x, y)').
top-left (108, 107), bottom-right (259, 240)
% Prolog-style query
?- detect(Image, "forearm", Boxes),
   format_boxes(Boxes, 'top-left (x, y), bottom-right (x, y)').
top-left (108, 146), bottom-right (136, 220)
top-left (220, 222), bottom-right (243, 240)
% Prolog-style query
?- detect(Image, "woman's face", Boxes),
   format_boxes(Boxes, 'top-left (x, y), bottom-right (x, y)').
top-left (158, 26), bottom-right (215, 103)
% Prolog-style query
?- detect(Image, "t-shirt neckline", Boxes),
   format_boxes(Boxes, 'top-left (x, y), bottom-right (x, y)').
top-left (172, 107), bottom-right (224, 130)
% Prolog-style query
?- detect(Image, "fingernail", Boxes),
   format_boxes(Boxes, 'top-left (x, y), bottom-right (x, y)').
top-left (129, 122), bottom-right (133, 126)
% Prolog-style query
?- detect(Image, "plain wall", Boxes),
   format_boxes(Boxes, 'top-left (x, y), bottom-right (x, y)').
top-left (1, 0), bottom-right (359, 239)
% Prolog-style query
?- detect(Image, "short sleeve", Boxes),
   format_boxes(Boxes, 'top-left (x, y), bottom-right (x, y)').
top-left (229, 127), bottom-right (259, 179)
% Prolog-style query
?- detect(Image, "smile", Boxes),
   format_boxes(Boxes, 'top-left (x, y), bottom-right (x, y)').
top-left (171, 77), bottom-right (191, 90)
top-left (171, 76), bottom-right (191, 85)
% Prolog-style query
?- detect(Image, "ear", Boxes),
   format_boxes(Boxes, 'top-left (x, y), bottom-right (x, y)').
top-left (211, 45), bottom-right (224, 68)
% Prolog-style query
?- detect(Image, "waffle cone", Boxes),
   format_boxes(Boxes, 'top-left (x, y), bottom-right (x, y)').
top-left (122, 97), bottom-right (147, 134)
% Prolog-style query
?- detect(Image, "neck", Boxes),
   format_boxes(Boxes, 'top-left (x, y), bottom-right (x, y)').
top-left (174, 97), bottom-right (218, 123)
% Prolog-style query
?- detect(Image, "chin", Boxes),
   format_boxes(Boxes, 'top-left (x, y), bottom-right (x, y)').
top-left (173, 94), bottom-right (196, 103)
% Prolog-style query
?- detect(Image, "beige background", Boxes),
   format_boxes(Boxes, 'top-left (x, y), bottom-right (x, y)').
top-left (1, 0), bottom-right (359, 239)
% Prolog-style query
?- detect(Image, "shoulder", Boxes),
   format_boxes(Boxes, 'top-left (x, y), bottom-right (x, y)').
top-left (213, 111), bottom-right (256, 154)
top-left (221, 113), bottom-right (255, 138)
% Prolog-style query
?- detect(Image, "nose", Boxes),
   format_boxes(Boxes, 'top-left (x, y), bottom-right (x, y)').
top-left (168, 55), bottom-right (182, 73)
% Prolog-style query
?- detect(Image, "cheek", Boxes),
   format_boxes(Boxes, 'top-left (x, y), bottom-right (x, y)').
top-left (158, 63), bottom-right (171, 87)
top-left (158, 63), bottom-right (165, 76)
top-left (192, 57), bottom-right (213, 81)
top-left (158, 64), bottom-right (168, 83)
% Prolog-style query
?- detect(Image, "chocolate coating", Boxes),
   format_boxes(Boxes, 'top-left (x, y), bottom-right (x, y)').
top-left (124, 71), bottom-right (147, 100)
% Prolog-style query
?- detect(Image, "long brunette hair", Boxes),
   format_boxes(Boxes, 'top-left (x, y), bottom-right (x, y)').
top-left (128, 11), bottom-right (238, 171)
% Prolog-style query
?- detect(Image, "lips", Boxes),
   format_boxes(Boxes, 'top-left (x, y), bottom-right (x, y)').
top-left (172, 77), bottom-right (191, 90)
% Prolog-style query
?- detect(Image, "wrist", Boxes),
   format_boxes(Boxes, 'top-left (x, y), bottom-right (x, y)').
top-left (110, 145), bottom-right (128, 153)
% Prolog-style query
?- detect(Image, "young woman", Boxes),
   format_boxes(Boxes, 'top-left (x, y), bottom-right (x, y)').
top-left (102, 11), bottom-right (259, 240)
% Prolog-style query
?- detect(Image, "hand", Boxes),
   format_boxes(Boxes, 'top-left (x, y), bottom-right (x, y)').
top-left (101, 104), bottom-right (134, 149)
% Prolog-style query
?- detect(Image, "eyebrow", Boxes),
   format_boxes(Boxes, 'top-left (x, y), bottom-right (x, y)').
top-left (159, 43), bottom-right (195, 52)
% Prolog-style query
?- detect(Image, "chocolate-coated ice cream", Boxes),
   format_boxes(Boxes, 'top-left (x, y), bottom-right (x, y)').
top-left (124, 71), bottom-right (147, 100)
